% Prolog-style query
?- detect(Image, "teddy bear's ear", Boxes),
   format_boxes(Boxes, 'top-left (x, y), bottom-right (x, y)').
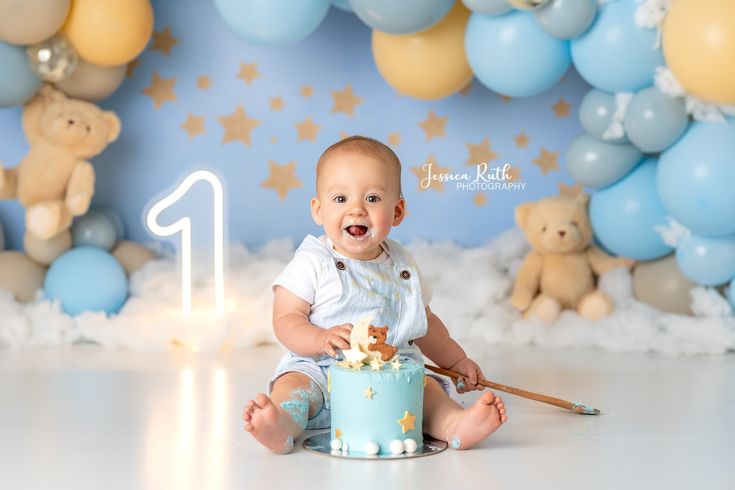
top-left (575, 192), bottom-right (590, 206)
top-left (104, 112), bottom-right (121, 143)
top-left (515, 202), bottom-right (534, 229)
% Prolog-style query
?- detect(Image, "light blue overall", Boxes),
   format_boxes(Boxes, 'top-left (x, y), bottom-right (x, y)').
top-left (268, 235), bottom-right (447, 430)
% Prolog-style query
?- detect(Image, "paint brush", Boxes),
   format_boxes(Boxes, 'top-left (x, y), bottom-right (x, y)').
top-left (425, 364), bottom-right (601, 415)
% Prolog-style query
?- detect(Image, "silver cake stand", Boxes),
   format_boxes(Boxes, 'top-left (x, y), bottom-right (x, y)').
top-left (302, 431), bottom-right (448, 460)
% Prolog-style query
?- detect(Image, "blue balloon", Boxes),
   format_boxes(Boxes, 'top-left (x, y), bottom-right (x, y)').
top-left (658, 121), bottom-right (735, 237)
top-left (566, 133), bottom-right (642, 188)
top-left (589, 158), bottom-right (673, 260)
top-left (331, 0), bottom-right (353, 12)
top-left (571, 0), bottom-right (665, 93)
top-left (44, 247), bottom-right (128, 316)
top-left (535, 0), bottom-right (598, 39)
top-left (462, 0), bottom-right (512, 15)
top-left (0, 41), bottom-right (42, 107)
top-left (624, 87), bottom-right (688, 153)
top-left (72, 209), bottom-right (120, 251)
top-left (466, 11), bottom-right (571, 97)
top-left (214, 0), bottom-right (331, 46)
top-left (349, 0), bottom-right (453, 34)
top-left (676, 234), bottom-right (735, 286)
top-left (578, 89), bottom-right (629, 143)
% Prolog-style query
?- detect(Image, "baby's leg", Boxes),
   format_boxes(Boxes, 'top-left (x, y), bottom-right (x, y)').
top-left (243, 372), bottom-right (323, 454)
top-left (423, 377), bottom-right (507, 450)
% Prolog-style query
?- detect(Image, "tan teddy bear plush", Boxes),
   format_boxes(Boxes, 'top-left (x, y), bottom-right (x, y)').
top-left (0, 84), bottom-right (121, 242)
top-left (510, 193), bottom-right (634, 324)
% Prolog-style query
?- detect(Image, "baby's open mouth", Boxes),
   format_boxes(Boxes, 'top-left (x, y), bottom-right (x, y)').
top-left (345, 225), bottom-right (369, 238)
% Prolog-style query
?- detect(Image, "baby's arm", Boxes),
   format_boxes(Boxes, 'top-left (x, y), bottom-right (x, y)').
top-left (273, 285), bottom-right (352, 358)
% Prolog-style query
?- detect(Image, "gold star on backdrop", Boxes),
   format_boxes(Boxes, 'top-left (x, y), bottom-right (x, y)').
top-left (270, 136), bottom-right (278, 144)
top-left (300, 85), bottom-right (313, 97)
top-left (418, 111), bottom-right (447, 140)
top-left (387, 132), bottom-right (401, 147)
top-left (339, 131), bottom-right (350, 140)
top-left (514, 132), bottom-right (530, 148)
top-left (506, 165), bottom-right (521, 183)
top-left (559, 182), bottom-right (584, 198)
top-left (269, 96), bottom-right (284, 111)
top-left (499, 94), bottom-right (511, 103)
top-left (466, 138), bottom-right (498, 166)
top-left (363, 387), bottom-right (374, 399)
top-left (473, 193), bottom-right (488, 207)
top-left (142, 72), bottom-right (177, 109)
top-left (410, 155), bottom-right (451, 193)
top-left (331, 85), bottom-right (362, 116)
top-left (397, 411), bottom-right (416, 433)
top-left (296, 117), bottom-right (320, 142)
top-left (152, 26), bottom-right (178, 56)
top-left (237, 62), bottom-right (259, 85)
top-left (533, 148), bottom-right (560, 175)
top-left (552, 98), bottom-right (571, 118)
top-left (197, 75), bottom-right (211, 90)
top-left (218, 105), bottom-right (260, 146)
top-left (126, 60), bottom-right (140, 79)
top-left (180, 113), bottom-right (205, 140)
top-left (261, 161), bottom-right (303, 201)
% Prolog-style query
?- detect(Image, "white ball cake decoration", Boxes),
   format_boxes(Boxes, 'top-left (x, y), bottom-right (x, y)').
top-left (363, 441), bottom-right (380, 455)
top-left (330, 438), bottom-right (342, 451)
top-left (404, 438), bottom-right (418, 454)
top-left (389, 439), bottom-right (405, 455)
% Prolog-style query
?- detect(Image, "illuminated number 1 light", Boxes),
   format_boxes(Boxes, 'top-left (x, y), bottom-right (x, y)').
top-left (146, 170), bottom-right (225, 316)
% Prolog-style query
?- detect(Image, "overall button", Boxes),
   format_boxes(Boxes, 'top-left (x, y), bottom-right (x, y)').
top-left (400, 270), bottom-right (411, 280)
top-left (336, 260), bottom-right (346, 270)
top-left (408, 340), bottom-right (414, 345)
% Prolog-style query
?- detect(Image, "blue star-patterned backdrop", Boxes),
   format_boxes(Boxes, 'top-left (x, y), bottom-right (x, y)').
top-left (0, 0), bottom-right (589, 251)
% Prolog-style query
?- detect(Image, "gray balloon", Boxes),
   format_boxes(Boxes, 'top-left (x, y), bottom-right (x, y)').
top-left (623, 87), bottom-right (689, 153)
top-left (54, 59), bottom-right (127, 102)
top-left (535, 0), bottom-right (597, 39)
top-left (633, 254), bottom-right (696, 315)
top-left (461, 0), bottom-right (512, 14)
top-left (0, 0), bottom-right (70, 45)
top-left (566, 133), bottom-right (642, 188)
top-left (72, 209), bottom-right (119, 251)
top-left (579, 89), bottom-right (629, 144)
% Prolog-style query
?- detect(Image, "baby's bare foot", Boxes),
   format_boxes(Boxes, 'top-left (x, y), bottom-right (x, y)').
top-left (445, 391), bottom-right (507, 450)
top-left (242, 393), bottom-right (295, 454)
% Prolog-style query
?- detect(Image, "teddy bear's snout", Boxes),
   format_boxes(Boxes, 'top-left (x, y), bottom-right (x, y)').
top-left (558, 230), bottom-right (566, 237)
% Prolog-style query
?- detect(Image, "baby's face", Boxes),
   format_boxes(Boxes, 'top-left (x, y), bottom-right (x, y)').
top-left (311, 151), bottom-right (404, 260)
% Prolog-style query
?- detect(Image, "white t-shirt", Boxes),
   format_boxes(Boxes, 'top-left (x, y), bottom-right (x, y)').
top-left (272, 235), bottom-right (432, 318)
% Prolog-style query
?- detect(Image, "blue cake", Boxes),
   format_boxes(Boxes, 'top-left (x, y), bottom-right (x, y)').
top-left (328, 357), bottom-right (424, 455)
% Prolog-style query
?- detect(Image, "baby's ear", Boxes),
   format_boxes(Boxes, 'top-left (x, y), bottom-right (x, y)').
top-left (310, 197), bottom-right (323, 225)
top-left (392, 198), bottom-right (406, 226)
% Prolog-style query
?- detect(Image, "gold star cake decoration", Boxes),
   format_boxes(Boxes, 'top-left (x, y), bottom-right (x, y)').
top-left (331, 85), bottom-right (362, 116)
top-left (152, 26), bottom-right (178, 56)
top-left (180, 113), bottom-right (205, 140)
top-left (369, 357), bottom-right (383, 371)
top-left (363, 387), bottom-right (374, 399)
top-left (552, 98), bottom-right (571, 118)
top-left (237, 62), bottom-right (259, 85)
top-left (296, 117), bottom-right (321, 142)
top-left (466, 138), bottom-right (498, 166)
top-left (410, 155), bottom-right (451, 193)
top-left (218, 105), bottom-right (260, 147)
top-left (418, 111), bottom-right (447, 140)
top-left (335, 428), bottom-right (342, 439)
top-left (390, 357), bottom-right (402, 371)
top-left (197, 75), bottom-right (211, 90)
top-left (533, 148), bottom-right (560, 175)
top-left (398, 411), bottom-right (416, 433)
top-left (514, 132), bottom-right (530, 148)
top-left (260, 161), bottom-right (303, 201)
top-left (142, 72), bottom-right (177, 109)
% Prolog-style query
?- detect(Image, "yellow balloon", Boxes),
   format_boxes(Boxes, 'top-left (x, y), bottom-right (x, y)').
top-left (663, 0), bottom-right (735, 105)
top-left (62, 0), bottom-right (153, 67)
top-left (372, 3), bottom-right (472, 100)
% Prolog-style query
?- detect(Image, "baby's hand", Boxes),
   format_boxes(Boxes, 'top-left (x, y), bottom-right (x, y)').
top-left (449, 357), bottom-right (486, 394)
top-left (318, 323), bottom-right (353, 358)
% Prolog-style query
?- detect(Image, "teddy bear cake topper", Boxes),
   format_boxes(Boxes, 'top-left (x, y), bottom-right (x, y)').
top-left (341, 316), bottom-right (398, 364)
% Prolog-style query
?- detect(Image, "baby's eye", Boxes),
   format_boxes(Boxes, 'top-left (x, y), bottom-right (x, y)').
top-left (366, 195), bottom-right (381, 203)
top-left (333, 195), bottom-right (346, 204)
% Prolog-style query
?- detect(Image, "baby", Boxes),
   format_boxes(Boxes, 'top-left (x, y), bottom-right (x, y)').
top-left (243, 136), bottom-right (507, 454)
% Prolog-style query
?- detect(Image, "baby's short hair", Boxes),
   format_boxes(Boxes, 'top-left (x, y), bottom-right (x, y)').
top-left (316, 135), bottom-right (403, 197)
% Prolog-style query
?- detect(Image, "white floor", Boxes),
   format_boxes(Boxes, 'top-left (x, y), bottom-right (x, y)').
top-left (2, 344), bottom-right (733, 490)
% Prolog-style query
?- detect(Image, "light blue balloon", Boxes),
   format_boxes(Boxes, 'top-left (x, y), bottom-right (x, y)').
top-left (462, 0), bottom-right (512, 15)
top-left (0, 41), bottom-right (42, 107)
top-left (44, 247), bottom-right (128, 316)
top-left (571, 0), bottom-right (665, 93)
top-left (578, 89), bottom-right (629, 143)
top-left (72, 209), bottom-right (119, 251)
top-left (466, 11), bottom-right (571, 97)
top-left (589, 158), bottom-right (673, 260)
top-left (214, 0), bottom-right (331, 46)
top-left (349, 0), bottom-right (453, 34)
top-left (676, 234), bottom-right (735, 286)
top-left (658, 121), bottom-right (735, 237)
top-left (331, 0), bottom-right (353, 12)
top-left (624, 87), bottom-right (688, 153)
top-left (535, 0), bottom-right (598, 39)
top-left (567, 133), bottom-right (642, 188)
top-left (97, 206), bottom-right (126, 241)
